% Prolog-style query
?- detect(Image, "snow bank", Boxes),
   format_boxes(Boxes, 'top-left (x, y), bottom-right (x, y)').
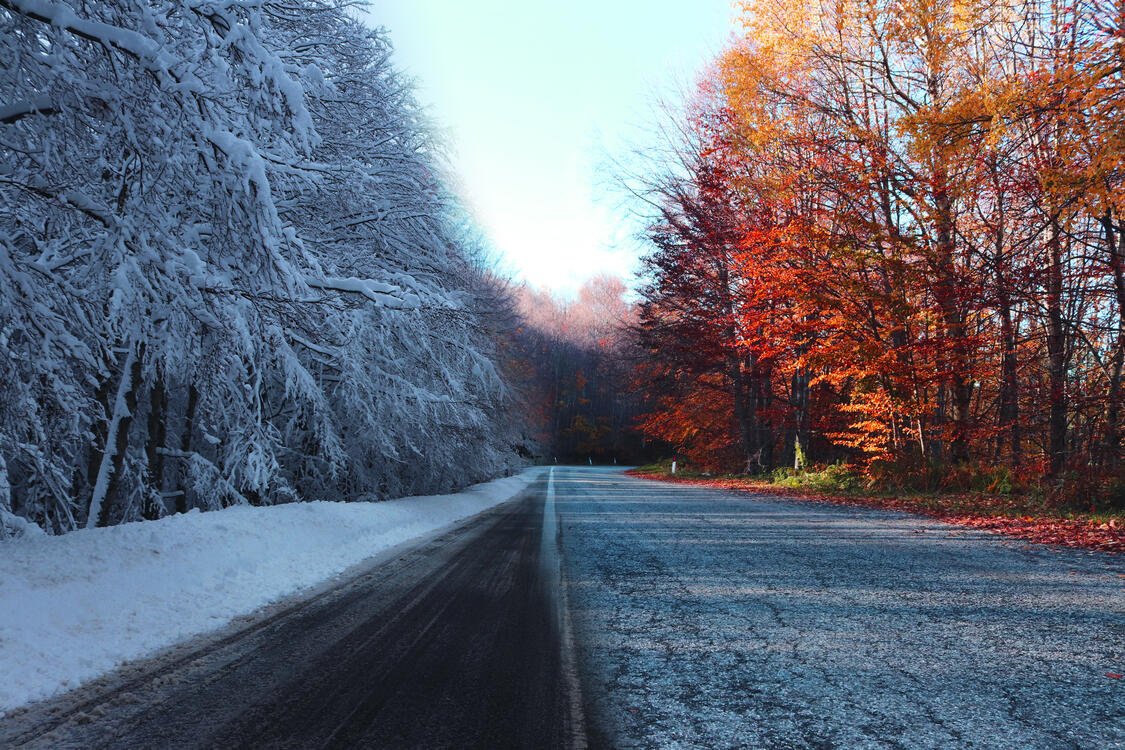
top-left (0, 468), bottom-right (543, 713)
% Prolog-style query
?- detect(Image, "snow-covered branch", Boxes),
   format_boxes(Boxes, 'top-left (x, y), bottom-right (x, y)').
top-left (0, 96), bottom-right (57, 124)
top-left (1, 0), bottom-right (186, 89)
top-left (306, 276), bottom-right (420, 309)
top-left (0, 0), bottom-right (523, 533)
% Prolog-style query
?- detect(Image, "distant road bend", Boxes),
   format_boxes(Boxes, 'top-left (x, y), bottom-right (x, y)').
top-left (2, 466), bottom-right (1123, 749)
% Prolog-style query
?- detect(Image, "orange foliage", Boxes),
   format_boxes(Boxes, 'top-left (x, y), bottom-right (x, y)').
top-left (634, 0), bottom-right (1125, 487)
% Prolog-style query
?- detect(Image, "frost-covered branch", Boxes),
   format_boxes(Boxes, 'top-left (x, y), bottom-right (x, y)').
top-left (0, 0), bottom-right (523, 533)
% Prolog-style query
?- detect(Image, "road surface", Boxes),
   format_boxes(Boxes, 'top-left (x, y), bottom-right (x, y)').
top-left (2, 466), bottom-right (1123, 748)
top-left (0, 475), bottom-right (584, 750)
top-left (556, 467), bottom-right (1125, 748)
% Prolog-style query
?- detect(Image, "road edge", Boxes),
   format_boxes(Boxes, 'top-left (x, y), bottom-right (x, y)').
top-left (0, 474), bottom-right (548, 746)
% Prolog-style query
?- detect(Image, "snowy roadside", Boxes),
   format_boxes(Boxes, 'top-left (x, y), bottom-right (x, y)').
top-left (0, 467), bottom-right (544, 714)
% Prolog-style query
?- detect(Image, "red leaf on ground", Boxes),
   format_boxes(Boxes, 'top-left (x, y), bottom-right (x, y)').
top-left (627, 471), bottom-right (1124, 554)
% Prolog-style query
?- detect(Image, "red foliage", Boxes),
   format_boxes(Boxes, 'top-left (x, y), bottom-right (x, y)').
top-left (636, 4), bottom-right (1125, 484)
top-left (627, 471), bottom-right (1124, 554)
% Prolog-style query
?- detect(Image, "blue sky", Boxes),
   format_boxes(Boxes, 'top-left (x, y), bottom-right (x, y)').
top-left (365, 1), bottom-right (735, 294)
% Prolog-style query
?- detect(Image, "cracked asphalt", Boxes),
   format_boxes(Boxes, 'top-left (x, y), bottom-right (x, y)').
top-left (557, 467), bottom-right (1125, 749)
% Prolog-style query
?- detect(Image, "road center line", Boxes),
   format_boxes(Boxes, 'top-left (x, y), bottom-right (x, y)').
top-left (542, 467), bottom-right (588, 750)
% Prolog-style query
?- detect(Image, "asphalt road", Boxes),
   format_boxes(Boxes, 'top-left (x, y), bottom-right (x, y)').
top-left (3, 466), bottom-right (1123, 749)
top-left (0, 474), bottom-right (585, 750)
top-left (557, 467), bottom-right (1125, 749)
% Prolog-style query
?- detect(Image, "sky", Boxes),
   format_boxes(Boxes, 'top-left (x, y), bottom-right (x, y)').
top-left (365, 1), bottom-right (736, 295)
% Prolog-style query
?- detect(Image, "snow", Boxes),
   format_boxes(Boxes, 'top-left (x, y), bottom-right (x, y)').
top-left (0, 467), bottom-right (542, 714)
top-left (0, 507), bottom-right (44, 540)
top-left (9, 0), bottom-right (184, 89)
top-left (307, 275), bottom-right (422, 309)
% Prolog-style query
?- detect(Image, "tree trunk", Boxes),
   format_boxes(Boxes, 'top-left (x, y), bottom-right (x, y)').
top-left (0, 453), bottom-right (11, 533)
top-left (988, 156), bottom-right (1020, 465)
top-left (1046, 216), bottom-right (1067, 477)
top-left (729, 357), bottom-right (760, 473)
top-left (934, 186), bottom-right (971, 464)
top-left (173, 382), bottom-right (200, 514)
top-left (87, 340), bottom-right (145, 528)
top-left (753, 360), bottom-right (774, 471)
top-left (997, 297), bottom-right (1020, 464)
top-left (1102, 211), bottom-right (1125, 469)
top-left (142, 370), bottom-right (168, 520)
top-left (790, 365), bottom-right (811, 470)
top-left (80, 368), bottom-right (115, 511)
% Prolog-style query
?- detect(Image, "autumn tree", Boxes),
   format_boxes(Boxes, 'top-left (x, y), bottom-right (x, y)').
top-left (630, 0), bottom-right (1125, 495)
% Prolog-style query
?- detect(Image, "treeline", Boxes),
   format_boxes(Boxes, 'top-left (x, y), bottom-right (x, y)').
top-left (635, 0), bottom-right (1125, 489)
top-left (510, 275), bottom-right (652, 464)
top-left (0, 0), bottom-right (524, 535)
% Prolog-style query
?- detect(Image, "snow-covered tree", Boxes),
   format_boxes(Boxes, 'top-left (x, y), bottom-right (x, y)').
top-left (0, 0), bottom-right (523, 533)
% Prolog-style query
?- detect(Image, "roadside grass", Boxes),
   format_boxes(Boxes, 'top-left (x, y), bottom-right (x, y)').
top-left (629, 460), bottom-right (1124, 553)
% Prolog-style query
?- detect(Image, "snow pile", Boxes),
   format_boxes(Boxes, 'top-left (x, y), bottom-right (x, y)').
top-left (0, 468), bottom-right (542, 713)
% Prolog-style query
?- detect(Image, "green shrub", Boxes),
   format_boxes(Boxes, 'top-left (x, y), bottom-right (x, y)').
top-left (773, 462), bottom-right (862, 493)
top-left (770, 466), bottom-right (798, 483)
top-left (984, 466), bottom-right (1014, 496)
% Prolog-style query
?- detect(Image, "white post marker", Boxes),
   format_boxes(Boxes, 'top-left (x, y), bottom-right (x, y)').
top-left (671, 460), bottom-right (677, 474)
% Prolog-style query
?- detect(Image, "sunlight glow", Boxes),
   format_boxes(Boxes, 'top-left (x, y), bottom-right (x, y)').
top-left (366, 0), bottom-right (735, 294)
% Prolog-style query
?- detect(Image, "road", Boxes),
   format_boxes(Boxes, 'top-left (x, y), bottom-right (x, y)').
top-left (2, 466), bottom-right (1123, 749)
top-left (556, 467), bottom-right (1125, 749)
top-left (0, 474), bottom-right (584, 750)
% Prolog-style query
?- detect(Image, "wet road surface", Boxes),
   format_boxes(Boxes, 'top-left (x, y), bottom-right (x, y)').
top-left (0, 476), bottom-right (585, 750)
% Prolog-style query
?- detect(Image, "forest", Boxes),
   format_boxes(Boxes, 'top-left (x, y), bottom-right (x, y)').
top-left (5, 0), bottom-right (1124, 536)
top-left (631, 0), bottom-right (1125, 507)
top-left (0, 0), bottom-right (540, 534)
top-left (510, 276), bottom-right (651, 465)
